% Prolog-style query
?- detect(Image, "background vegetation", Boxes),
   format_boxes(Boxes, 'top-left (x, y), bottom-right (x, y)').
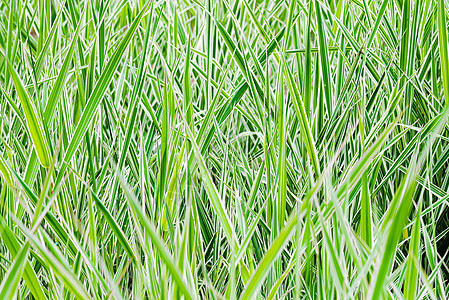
top-left (0, 0), bottom-right (449, 298)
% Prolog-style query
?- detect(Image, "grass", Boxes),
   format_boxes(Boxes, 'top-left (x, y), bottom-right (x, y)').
top-left (1, 0), bottom-right (449, 299)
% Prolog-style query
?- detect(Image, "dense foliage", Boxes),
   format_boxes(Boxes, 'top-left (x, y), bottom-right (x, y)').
top-left (1, 0), bottom-right (449, 299)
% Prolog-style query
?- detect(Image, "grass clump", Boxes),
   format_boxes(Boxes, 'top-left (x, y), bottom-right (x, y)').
top-left (1, 0), bottom-right (449, 299)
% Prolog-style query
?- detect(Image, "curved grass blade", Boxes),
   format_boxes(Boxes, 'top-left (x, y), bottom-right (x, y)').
top-left (6, 59), bottom-right (52, 168)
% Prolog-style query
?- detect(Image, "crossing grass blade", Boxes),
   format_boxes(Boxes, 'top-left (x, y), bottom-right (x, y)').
top-left (17, 224), bottom-right (92, 300)
top-left (0, 217), bottom-right (47, 300)
top-left (90, 189), bottom-right (137, 262)
top-left (240, 210), bottom-right (298, 300)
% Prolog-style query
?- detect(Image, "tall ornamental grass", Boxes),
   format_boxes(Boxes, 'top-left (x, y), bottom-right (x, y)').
top-left (0, 0), bottom-right (449, 299)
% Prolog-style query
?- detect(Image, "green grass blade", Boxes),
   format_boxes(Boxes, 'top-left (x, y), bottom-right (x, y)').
top-left (0, 242), bottom-right (30, 300)
top-left (6, 59), bottom-right (52, 168)
top-left (54, 5), bottom-right (148, 187)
